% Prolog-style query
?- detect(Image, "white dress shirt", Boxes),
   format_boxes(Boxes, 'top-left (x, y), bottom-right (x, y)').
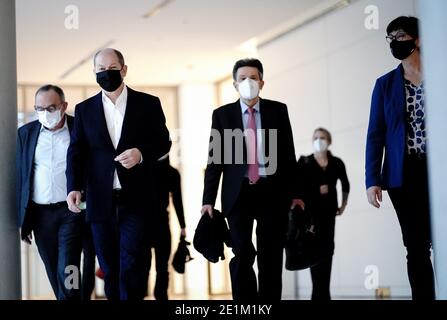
top-left (240, 100), bottom-right (267, 177)
top-left (102, 85), bottom-right (128, 190)
top-left (32, 117), bottom-right (70, 204)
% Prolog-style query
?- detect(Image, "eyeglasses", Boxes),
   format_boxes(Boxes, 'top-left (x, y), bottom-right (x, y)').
top-left (34, 104), bottom-right (62, 113)
top-left (386, 32), bottom-right (409, 43)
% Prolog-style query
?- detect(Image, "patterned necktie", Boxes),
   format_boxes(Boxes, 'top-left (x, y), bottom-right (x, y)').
top-left (247, 107), bottom-right (260, 184)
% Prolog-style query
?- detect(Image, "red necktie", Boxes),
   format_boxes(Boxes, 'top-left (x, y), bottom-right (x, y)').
top-left (247, 108), bottom-right (260, 184)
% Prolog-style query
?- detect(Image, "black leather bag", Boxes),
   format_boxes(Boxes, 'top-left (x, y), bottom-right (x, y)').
top-left (285, 206), bottom-right (322, 270)
top-left (172, 236), bottom-right (194, 274)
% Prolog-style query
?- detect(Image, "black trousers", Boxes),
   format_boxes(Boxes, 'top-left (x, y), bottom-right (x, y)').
top-left (90, 191), bottom-right (147, 300)
top-left (310, 205), bottom-right (336, 301)
top-left (145, 214), bottom-right (172, 300)
top-left (81, 219), bottom-right (96, 300)
top-left (227, 178), bottom-right (288, 301)
top-left (388, 154), bottom-right (435, 300)
top-left (310, 256), bottom-right (333, 300)
top-left (32, 202), bottom-right (83, 300)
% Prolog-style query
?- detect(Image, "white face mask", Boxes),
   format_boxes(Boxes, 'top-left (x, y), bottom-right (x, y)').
top-left (238, 78), bottom-right (260, 100)
top-left (37, 110), bottom-right (62, 129)
top-left (313, 138), bottom-right (329, 152)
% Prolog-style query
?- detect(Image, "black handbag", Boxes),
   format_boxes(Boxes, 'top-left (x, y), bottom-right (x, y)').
top-left (285, 206), bottom-right (322, 270)
top-left (172, 236), bottom-right (194, 274)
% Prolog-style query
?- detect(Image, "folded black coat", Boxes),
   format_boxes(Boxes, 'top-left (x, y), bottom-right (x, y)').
top-left (172, 236), bottom-right (193, 274)
top-left (193, 209), bottom-right (231, 263)
top-left (285, 206), bottom-right (322, 270)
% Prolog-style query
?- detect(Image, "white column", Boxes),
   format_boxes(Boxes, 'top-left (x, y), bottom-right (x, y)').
top-left (418, 0), bottom-right (447, 300)
top-left (0, 0), bottom-right (21, 299)
top-left (177, 83), bottom-right (219, 297)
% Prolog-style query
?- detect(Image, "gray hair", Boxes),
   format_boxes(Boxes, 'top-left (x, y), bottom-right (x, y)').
top-left (35, 84), bottom-right (65, 102)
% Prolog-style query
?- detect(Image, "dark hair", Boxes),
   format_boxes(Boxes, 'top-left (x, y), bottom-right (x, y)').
top-left (386, 16), bottom-right (419, 39)
top-left (35, 84), bottom-right (65, 102)
top-left (314, 127), bottom-right (332, 144)
top-left (232, 58), bottom-right (264, 80)
top-left (94, 48), bottom-right (125, 67)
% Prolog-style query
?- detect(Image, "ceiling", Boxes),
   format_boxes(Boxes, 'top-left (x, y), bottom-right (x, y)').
top-left (16, 0), bottom-right (330, 86)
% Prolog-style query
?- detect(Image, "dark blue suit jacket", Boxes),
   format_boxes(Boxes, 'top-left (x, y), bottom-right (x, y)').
top-left (16, 116), bottom-right (74, 239)
top-left (366, 64), bottom-right (407, 189)
top-left (66, 87), bottom-right (171, 222)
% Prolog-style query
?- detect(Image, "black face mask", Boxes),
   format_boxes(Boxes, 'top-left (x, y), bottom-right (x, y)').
top-left (390, 39), bottom-right (417, 60)
top-left (96, 69), bottom-right (123, 92)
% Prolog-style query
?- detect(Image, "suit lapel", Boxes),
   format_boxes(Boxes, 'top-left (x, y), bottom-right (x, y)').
top-left (231, 100), bottom-right (244, 131)
top-left (392, 64), bottom-right (406, 120)
top-left (259, 98), bottom-right (272, 130)
top-left (117, 86), bottom-right (133, 152)
top-left (66, 115), bottom-right (74, 133)
top-left (28, 122), bottom-right (41, 166)
top-left (93, 92), bottom-right (115, 150)
top-left (259, 98), bottom-right (271, 155)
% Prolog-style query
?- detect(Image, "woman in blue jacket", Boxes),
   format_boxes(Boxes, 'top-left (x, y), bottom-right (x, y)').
top-left (365, 16), bottom-right (434, 300)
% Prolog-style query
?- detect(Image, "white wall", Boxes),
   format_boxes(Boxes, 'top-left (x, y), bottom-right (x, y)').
top-left (418, 0), bottom-right (447, 299)
top-left (258, 0), bottom-right (418, 299)
top-left (178, 83), bottom-right (232, 298)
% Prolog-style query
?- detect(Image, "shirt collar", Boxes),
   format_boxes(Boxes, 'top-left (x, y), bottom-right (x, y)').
top-left (240, 99), bottom-right (260, 115)
top-left (40, 115), bottom-right (68, 133)
top-left (102, 84), bottom-right (128, 106)
top-left (404, 79), bottom-right (424, 89)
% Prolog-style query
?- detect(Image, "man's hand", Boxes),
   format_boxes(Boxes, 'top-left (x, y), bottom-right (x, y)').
top-left (320, 184), bottom-right (329, 195)
top-left (22, 234), bottom-right (32, 245)
top-left (180, 228), bottom-right (187, 238)
top-left (291, 199), bottom-right (305, 210)
top-left (367, 186), bottom-right (382, 208)
top-left (115, 148), bottom-right (142, 169)
top-left (336, 203), bottom-right (347, 216)
top-left (67, 191), bottom-right (82, 213)
top-left (201, 205), bottom-right (214, 218)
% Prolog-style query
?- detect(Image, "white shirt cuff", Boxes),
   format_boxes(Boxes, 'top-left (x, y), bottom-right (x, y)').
top-left (157, 152), bottom-right (169, 161)
top-left (138, 150), bottom-right (143, 164)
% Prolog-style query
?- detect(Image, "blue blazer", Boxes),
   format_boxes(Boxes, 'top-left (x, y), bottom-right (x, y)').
top-left (365, 64), bottom-right (407, 189)
top-left (66, 87), bottom-right (171, 222)
top-left (16, 116), bottom-right (74, 239)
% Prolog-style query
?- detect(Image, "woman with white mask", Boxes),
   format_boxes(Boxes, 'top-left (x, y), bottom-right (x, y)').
top-left (296, 127), bottom-right (350, 300)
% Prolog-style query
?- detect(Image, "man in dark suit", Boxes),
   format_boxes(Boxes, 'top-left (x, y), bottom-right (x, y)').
top-left (17, 85), bottom-right (82, 299)
top-left (66, 48), bottom-right (171, 300)
top-left (201, 58), bottom-right (304, 301)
